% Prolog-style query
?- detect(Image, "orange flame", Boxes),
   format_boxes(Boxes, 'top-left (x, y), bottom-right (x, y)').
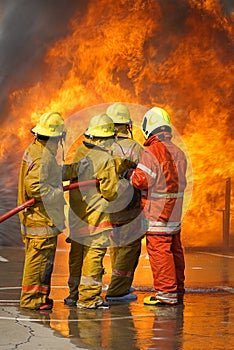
top-left (1, 0), bottom-right (234, 247)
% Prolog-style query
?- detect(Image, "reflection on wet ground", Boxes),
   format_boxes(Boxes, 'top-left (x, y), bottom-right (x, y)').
top-left (2, 292), bottom-right (233, 350)
top-left (0, 240), bottom-right (234, 350)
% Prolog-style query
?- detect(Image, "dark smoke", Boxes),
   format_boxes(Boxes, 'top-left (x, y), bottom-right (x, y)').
top-left (0, 0), bottom-right (89, 124)
top-left (221, 0), bottom-right (234, 14)
top-left (0, 0), bottom-right (89, 245)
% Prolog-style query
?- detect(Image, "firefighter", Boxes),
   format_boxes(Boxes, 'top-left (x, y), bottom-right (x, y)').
top-left (105, 102), bottom-right (145, 302)
top-left (125, 107), bottom-right (187, 306)
top-left (18, 111), bottom-right (67, 311)
top-left (64, 113), bottom-right (118, 309)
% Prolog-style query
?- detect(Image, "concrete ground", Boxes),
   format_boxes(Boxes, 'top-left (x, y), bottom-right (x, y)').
top-left (0, 236), bottom-right (234, 350)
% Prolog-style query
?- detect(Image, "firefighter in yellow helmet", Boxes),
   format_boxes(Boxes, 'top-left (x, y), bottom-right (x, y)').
top-left (64, 113), bottom-right (118, 309)
top-left (125, 107), bottom-right (187, 306)
top-left (105, 102), bottom-right (145, 302)
top-left (18, 111), bottom-right (66, 311)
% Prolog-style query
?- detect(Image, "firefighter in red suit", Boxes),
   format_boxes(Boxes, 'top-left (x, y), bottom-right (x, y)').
top-left (125, 107), bottom-right (187, 306)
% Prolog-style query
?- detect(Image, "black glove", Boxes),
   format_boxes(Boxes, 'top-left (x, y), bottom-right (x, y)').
top-left (122, 168), bottom-right (134, 180)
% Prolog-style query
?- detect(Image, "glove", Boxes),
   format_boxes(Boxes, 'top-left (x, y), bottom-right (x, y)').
top-left (62, 158), bottom-right (90, 181)
top-left (43, 185), bottom-right (64, 204)
top-left (122, 168), bottom-right (134, 180)
top-left (77, 157), bottom-right (90, 176)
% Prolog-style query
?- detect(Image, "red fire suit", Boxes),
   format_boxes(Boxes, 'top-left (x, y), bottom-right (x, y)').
top-left (130, 132), bottom-right (187, 302)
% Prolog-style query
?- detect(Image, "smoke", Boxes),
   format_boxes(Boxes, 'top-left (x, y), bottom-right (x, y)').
top-left (0, 0), bottom-right (89, 122)
top-left (221, 0), bottom-right (234, 14)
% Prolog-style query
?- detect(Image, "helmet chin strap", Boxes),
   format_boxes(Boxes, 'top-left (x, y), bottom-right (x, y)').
top-left (127, 124), bottom-right (133, 139)
top-left (59, 138), bottom-right (65, 163)
top-left (59, 131), bottom-right (66, 163)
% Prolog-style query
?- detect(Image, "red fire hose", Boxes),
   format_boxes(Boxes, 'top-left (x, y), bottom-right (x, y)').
top-left (0, 179), bottom-right (97, 224)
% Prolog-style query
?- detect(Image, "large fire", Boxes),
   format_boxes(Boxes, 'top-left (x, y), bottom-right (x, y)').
top-left (0, 0), bottom-right (233, 247)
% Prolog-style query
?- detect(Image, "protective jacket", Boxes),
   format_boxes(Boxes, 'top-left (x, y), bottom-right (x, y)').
top-left (106, 135), bottom-right (144, 298)
top-left (68, 140), bottom-right (118, 239)
top-left (130, 132), bottom-right (187, 235)
top-left (18, 138), bottom-right (66, 237)
top-left (109, 136), bottom-right (143, 226)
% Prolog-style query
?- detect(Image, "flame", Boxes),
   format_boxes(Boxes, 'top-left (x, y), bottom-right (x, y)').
top-left (0, 0), bottom-right (233, 247)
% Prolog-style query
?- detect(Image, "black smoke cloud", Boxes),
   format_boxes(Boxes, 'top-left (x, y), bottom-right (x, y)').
top-left (221, 0), bottom-right (234, 14)
top-left (0, 0), bottom-right (89, 122)
top-left (0, 0), bottom-right (89, 245)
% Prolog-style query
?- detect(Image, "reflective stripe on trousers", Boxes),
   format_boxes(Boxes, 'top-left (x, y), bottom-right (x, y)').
top-left (20, 236), bottom-right (57, 309)
top-left (77, 233), bottom-right (109, 308)
top-left (106, 238), bottom-right (142, 297)
top-left (147, 221), bottom-right (181, 234)
top-left (150, 192), bottom-right (184, 199)
top-left (146, 233), bottom-right (185, 296)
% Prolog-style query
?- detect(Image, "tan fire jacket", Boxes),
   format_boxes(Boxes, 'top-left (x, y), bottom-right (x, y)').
top-left (68, 139), bottom-right (118, 239)
top-left (108, 136), bottom-right (143, 225)
top-left (18, 138), bottom-right (66, 238)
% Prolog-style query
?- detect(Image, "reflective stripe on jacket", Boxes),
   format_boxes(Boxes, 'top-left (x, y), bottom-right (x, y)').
top-left (68, 140), bottom-right (118, 237)
top-left (130, 132), bottom-right (187, 235)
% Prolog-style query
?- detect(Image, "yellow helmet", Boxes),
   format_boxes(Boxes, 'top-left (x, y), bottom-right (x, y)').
top-left (106, 102), bottom-right (131, 124)
top-left (31, 112), bottom-right (65, 137)
top-left (141, 107), bottom-right (171, 139)
top-left (84, 113), bottom-right (115, 138)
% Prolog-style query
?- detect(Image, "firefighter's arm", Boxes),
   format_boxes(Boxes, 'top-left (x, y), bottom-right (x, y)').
top-left (25, 157), bottom-right (63, 204)
top-left (62, 157), bottom-right (90, 181)
top-left (124, 149), bottom-right (157, 190)
top-left (130, 141), bottom-right (144, 164)
top-left (98, 160), bottom-right (118, 202)
top-left (24, 158), bottom-right (43, 200)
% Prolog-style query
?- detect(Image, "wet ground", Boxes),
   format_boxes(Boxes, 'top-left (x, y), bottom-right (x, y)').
top-left (0, 236), bottom-right (234, 350)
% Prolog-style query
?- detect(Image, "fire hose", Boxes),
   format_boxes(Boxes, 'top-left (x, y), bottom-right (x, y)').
top-left (0, 179), bottom-right (98, 224)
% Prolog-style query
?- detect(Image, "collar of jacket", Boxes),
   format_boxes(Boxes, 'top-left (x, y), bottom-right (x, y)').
top-left (35, 138), bottom-right (59, 156)
top-left (116, 133), bottom-right (129, 139)
top-left (83, 140), bottom-right (108, 153)
top-left (144, 132), bottom-right (172, 146)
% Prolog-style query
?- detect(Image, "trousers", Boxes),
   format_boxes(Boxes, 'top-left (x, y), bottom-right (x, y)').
top-left (67, 232), bottom-right (109, 308)
top-left (20, 235), bottom-right (57, 309)
top-left (146, 233), bottom-right (185, 299)
top-left (106, 237), bottom-right (142, 297)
